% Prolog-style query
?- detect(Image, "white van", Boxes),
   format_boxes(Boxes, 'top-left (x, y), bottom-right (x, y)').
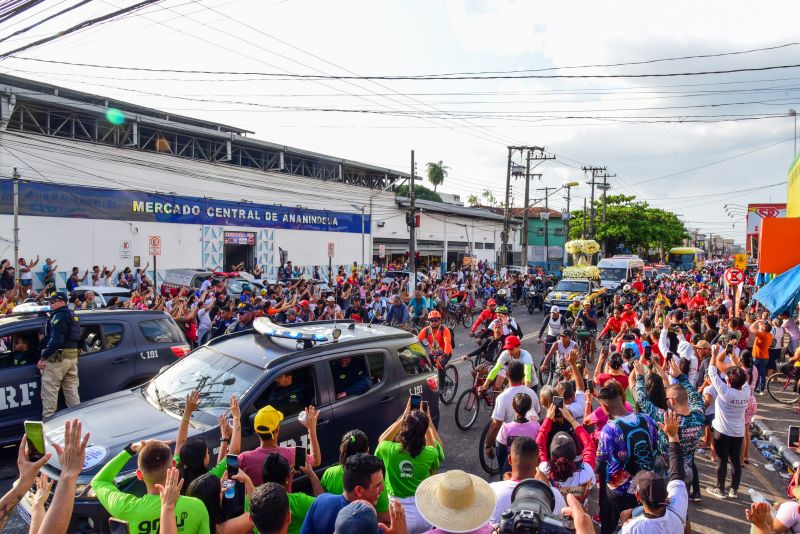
top-left (597, 255), bottom-right (645, 291)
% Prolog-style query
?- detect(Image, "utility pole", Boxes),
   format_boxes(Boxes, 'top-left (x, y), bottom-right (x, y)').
top-left (520, 151), bottom-right (533, 270)
top-left (598, 171), bottom-right (614, 255)
top-left (582, 198), bottom-right (587, 238)
top-left (408, 150), bottom-right (417, 293)
top-left (12, 168), bottom-right (19, 283)
top-left (582, 166), bottom-right (606, 242)
top-left (503, 146), bottom-right (554, 271)
top-left (536, 186), bottom-right (556, 272)
top-left (563, 184), bottom-right (575, 265)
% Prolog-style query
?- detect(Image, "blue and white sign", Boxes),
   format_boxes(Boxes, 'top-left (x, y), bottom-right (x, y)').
top-left (0, 180), bottom-right (370, 233)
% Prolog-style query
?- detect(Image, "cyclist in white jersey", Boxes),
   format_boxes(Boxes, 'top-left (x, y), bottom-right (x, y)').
top-left (538, 306), bottom-right (568, 356)
top-left (541, 330), bottom-right (579, 376)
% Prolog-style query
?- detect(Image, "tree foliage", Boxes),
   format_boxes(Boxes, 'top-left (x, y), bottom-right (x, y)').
top-left (568, 194), bottom-right (686, 255)
top-left (467, 194), bottom-right (480, 207)
top-left (481, 189), bottom-right (501, 207)
top-left (394, 184), bottom-right (443, 202)
top-left (426, 160), bottom-right (449, 192)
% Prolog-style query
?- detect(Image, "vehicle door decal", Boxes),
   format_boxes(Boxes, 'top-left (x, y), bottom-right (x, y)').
top-left (0, 381), bottom-right (38, 410)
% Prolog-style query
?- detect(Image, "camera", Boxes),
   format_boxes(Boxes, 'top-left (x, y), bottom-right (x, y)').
top-left (499, 479), bottom-right (574, 533)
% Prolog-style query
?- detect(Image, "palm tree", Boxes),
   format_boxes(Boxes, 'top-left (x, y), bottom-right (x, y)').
top-left (426, 160), bottom-right (449, 192)
top-left (481, 189), bottom-right (499, 207)
top-left (467, 194), bottom-right (479, 207)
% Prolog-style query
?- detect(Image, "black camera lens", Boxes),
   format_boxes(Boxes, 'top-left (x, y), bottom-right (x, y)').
top-left (510, 479), bottom-right (556, 515)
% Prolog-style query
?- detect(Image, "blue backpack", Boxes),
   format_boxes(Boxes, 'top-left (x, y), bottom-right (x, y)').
top-left (615, 414), bottom-right (655, 475)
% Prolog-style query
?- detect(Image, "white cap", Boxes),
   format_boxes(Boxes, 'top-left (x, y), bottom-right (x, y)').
top-left (551, 306), bottom-right (560, 313)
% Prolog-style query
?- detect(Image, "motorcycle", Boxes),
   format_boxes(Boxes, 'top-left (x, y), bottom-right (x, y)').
top-left (526, 289), bottom-right (544, 314)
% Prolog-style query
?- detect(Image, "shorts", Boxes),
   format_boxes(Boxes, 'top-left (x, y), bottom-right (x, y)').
top-left (704, 413), bottom-right (715, 426)
top-left (19, 279), bottom-right (31, 287)
top-left (745, 395), bottom-right (757, 426)
top-left (768, 348), bottom-right (781, 371)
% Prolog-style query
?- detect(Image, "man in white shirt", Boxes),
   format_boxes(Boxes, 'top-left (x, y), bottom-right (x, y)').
top-left (490, 436), bottom-right (566, 525)
top-left (659, 314), bottom-right (699, 384)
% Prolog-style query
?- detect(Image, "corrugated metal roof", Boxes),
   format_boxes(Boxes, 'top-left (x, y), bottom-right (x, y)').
top-left (396, 197), bottom-right (517, 223)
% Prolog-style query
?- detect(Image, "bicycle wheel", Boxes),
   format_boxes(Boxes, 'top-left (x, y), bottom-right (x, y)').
top-left (455, 389), bottom-right (480, 430)
top-left (439, 364), bottom-right (459, 405)
top-left (541, 361), bottom-right (555, 387)
top-left (479, 421), bottom-right (501, 476)
top-left (767, 373), bottom-right (800, 405)
top-left (461, 310), bottom-right (474, 329)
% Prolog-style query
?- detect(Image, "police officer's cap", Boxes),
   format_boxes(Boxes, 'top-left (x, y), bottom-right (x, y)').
top-left (236, 303), bottom-right (254, 313)
top-left (48, 291), bottom-right (68, 303)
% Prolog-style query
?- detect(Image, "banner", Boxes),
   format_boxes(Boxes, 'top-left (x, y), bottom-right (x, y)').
top-left (746, 203), bottom-right (785, 254)
top-left (0, 179), bottom-right (369, 234)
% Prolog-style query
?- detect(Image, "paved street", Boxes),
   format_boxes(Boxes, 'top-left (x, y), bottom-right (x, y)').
top-left (0, 306), bottom-right (796, 533)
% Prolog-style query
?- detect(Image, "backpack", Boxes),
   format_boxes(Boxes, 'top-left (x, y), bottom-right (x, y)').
top-left (615, 414), bottom-right (655, 475)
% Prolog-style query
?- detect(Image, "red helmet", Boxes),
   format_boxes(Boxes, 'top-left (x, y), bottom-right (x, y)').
top-left (503, 335), bottom-right (521, 349)
top-left (624, 304), bottom-right (632, 310)
top-left (487, 299), bottom-right (497, 306)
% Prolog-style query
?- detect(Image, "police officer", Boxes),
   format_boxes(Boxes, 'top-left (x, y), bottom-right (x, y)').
top-left (37, 291), bottom-right (81, 419)
top-left (266, 372), bottom-right (309, 415)
top-left (225, 302), bottom-right (254, 334)
top-left (331, 356), bottom-right (370, 399)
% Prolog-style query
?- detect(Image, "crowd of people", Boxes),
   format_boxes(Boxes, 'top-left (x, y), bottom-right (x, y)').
top-left (2, 255), bottom-right (800, 533)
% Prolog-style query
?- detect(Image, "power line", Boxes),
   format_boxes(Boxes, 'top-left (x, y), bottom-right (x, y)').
top-left (0, 0), bottom-right (95, 45)
top-left (9, 55), bottom-right (800, 80)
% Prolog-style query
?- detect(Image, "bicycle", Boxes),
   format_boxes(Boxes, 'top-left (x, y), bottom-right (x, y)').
top-left (575, 329), bottom-right (596, 365)
top-left (433, 353), bottom-right (459, 405)
top-left (767, 364), bottom-right (800, 405)
top-left (454, 361), bottom-right (500, 430)
top-left (445, 302), bottom-right (473, 329)
top-left (478, 421), bottom-right (501, 476)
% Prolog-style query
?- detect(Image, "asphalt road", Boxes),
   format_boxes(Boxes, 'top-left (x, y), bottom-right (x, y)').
top-left (0, 305), bottom-right (795, 533)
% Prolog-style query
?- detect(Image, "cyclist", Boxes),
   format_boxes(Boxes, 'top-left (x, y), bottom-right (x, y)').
top-left (541, 330), bottom-right (580, 383)
top-left (538, 306), bottom-right (568, 355)
top-left (495, 288), bottom-right (511, 309)
top-left (407, 289), bottom-right (431, 327)
top-left (598, 305), bottom-right (625, 341)
top-left (470, 298), bottom-right (498, 336)
top-left (620, 303), bottom-right (638, 328)
top-left (481, 335), bottom-right (538, 392)
top-left (490, 306), bottom-right (523, 338)
top-left (573, 300), bottom-right (598, 362)
top-left (566, 297), bottom-right (582, 321)
top-left (417, 310), bottom-right (453, 387)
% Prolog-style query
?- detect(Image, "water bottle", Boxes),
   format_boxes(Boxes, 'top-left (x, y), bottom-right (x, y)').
top-left (748, 488), bottom-right (768, 504)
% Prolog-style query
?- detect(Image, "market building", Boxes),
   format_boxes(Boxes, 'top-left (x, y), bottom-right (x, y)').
top-left (0, 74), bottom-right (517, 288)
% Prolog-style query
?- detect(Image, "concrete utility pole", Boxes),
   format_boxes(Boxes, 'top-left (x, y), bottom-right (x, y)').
top-left (520, 151), bottom-right (533, 269)
top-left (502, 146), bottom-right (554, 270)
top-left (582, 198), bottom-right (587, 238)
top-left (598, 172), bottom-right (614, 255)
top-left (12, 167), bottom-right (19, 283)
top-left (536, 186), bottom-right (556, 272)
top-left (582, 166), bottom-right (606, 241)
top-left (408, 150), bottom-right (417, 293)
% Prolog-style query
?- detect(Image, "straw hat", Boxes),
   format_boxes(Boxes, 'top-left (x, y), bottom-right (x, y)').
top-left (415, 470), bottom-right (495, 533)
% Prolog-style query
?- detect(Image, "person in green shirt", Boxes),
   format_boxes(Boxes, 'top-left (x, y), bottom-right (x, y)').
top-left (175, 391), bottom-right (242, 492)
top-left (375, 400), bottom-right (444, 534)
top-left (262, 452), bottom-right (324, 534)
top-left (320, 429), bottom-right (391, 524)
top-left (91, 440), bottom-right (211, 534)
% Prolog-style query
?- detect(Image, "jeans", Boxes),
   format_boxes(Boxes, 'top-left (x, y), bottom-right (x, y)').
top-left (754, 358), bottom-right (768, 392)
top-left (714, 430), bottom-right (743, 492)
top-left (601, 490), bottom-right (638, 534)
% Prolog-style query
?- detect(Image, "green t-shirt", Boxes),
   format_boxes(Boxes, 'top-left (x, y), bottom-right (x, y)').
top-left (320, 464), bottom-right (389, 512)
top-left (288, 492), bottom-right (315, 534)
top-left (375, 440), bottom-right (444, 498)
top-left (91, 450), bottom-right (211, 534)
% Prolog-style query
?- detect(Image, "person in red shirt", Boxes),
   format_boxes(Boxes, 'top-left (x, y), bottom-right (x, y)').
top-left (620, 304), bottom-right (637, 327)
top-left (631, 275), bottom-right (644, 294)
top-left (418, 310), bottom-right (453, 386)
top-left (690, 290), bottom-right (708, 309)
top-left (677, 289), bottom-right (692, 307)
top-left (470, 298), bottom-right (497, 335)
top-left (599, 306), bottom-right (625, 339)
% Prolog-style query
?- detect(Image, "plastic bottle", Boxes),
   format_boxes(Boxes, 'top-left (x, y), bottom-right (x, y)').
top-left (748, 488), bottom-right (768, 504)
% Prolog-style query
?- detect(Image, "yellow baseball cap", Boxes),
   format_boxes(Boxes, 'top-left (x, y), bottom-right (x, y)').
top-left (254, 405), bottom-right (283, 435)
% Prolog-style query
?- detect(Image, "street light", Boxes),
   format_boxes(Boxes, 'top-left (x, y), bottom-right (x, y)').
top-left (350, 203), bottom-right (366, 269)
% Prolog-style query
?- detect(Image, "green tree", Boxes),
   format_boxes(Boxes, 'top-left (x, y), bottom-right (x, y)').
top-left (568, 194), bottom-right (686, 256)
top-left (481, 189), bottom-right (500, 207)
top-left (426, 160), bottom-right (449, 192)
top-left (394, 184), bottom-right (443, 202)
top-left (467, 194), bottom-right (480, 207)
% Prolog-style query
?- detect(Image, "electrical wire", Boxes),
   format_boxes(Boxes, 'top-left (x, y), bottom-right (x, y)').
top-left (0, 0), bottom-right (95, 45)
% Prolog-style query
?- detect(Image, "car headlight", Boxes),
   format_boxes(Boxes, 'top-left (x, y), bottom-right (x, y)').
top-left (75, 483), bottom-right (96, 499)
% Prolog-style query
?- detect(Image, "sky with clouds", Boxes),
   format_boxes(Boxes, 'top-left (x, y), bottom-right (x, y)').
top-left (2, 0), bottom-right (799, 244)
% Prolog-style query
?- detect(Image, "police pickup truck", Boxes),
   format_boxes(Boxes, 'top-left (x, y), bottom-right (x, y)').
top-left (0, 308), bottom-right (189, 444)
top-left (543, 278), bottom-right (605, 312)
top-left (17, 318), bottom-right (440, 533)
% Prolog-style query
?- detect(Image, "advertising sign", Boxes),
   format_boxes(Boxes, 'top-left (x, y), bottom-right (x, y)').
top-left (746, 203), bottom-right (785, 254)
top-left (223, 232), bottom-right (256, 245)
top-left (0, 180), bottom-right (369, 234)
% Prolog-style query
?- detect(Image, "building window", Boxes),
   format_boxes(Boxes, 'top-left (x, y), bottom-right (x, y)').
top-left (536, 228), bottom-right (545, 236)
top-left (474, 242), bottom-right (483, 249)
top-left (485, 243), bottom-right (495, 250)
top-left (554, 228), bottom-right (564, 236)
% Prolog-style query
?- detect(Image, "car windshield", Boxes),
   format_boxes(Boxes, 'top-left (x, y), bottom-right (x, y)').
top-left (145, 347), bottom-right (263, 417)
top-left (600, 267), bottom-right (627, 281)
top-left (227, 280), bottom-right (252, 294)
top-left (554, 281), bottom-right (589, 293)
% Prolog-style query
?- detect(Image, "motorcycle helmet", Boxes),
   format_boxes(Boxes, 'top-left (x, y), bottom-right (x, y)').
top-left (623, 284), bottom-right (631, 293)
top-left (497, 288), bottom-right (507, 296)
top-left (572, 296), bottom-right (581, 302)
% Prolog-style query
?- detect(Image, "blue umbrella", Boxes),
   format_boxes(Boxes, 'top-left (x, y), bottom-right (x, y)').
top-left (753, 264), bottom-right (800, 317)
